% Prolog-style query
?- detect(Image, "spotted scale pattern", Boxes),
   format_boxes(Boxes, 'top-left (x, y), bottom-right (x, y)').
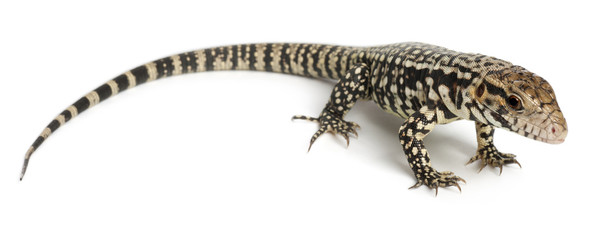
top-left (22, 42), bottom-right (567, 195)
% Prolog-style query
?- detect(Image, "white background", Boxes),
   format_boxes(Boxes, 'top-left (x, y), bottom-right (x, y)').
top-left (1, 0), bottom-right (605, 239)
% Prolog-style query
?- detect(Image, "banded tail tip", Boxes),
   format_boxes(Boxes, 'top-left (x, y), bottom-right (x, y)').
top-left (20, 157), bottom-right (30, 181)
top-left (21, 147), bottom-right (34, 181)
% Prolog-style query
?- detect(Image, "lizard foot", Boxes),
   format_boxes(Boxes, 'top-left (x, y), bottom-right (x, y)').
top-left (409, 170), bottom-right (466, 196)
top-left (467, 145), bottom-right (521, 175)
top-left (293, 112), bottom-right (360, 151)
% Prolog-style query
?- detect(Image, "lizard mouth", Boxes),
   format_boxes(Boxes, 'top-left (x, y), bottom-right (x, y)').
top-left (489, 109), bottom-right (567, 144)
top-left (512, 118), bottom-right (567, 144)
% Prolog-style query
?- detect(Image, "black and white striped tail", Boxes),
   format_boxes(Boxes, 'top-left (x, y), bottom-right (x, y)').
top-left (21, 43), bottom-right (359, 180)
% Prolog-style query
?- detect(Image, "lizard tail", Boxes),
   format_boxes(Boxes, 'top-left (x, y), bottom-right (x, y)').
top-left (21, 43), bottom-right (358, 180)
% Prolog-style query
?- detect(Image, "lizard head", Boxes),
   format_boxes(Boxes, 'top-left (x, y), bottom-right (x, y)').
top-left (470, 65), bottom-right (567, 144)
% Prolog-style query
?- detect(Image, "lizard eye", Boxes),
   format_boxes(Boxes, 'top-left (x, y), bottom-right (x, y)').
top-left (507, 95), bottom-right (523, 111)
top-left (476, 83), bottom-right (485, 97)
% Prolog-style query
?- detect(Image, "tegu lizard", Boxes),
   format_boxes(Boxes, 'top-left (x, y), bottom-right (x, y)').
top-left (21, 42), bottom-right (568, 194)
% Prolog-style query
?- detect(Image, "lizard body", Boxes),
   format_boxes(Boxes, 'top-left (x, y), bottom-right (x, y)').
top-left (22, 42), bottom-right (568, 193)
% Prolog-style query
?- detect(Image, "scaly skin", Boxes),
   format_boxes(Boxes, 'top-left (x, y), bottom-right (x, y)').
top-left (22, 43), bottom-right (567, 194)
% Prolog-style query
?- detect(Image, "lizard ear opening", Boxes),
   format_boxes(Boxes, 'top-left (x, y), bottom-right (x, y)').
top-left (475, 83), bottom-right (485, 97)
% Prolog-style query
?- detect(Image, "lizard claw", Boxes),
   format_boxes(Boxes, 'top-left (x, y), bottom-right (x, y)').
top-left (294, 112), bottom-right (360, 151)
top-left (468, 145), bottom-right (521, 175)
top-left (409, 170), bottom-right (466, 196)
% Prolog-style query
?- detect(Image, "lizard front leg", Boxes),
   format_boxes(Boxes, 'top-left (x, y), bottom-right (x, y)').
top-left (293, 63), bottom-right (369, 150)
top-left (467, 122), bottom-right (521, 174)
top-left (401, 108), bottom-right (466, 195)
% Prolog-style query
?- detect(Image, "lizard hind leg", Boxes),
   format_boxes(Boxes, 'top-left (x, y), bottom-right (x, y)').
top-left (292, 63), bottom-right (369, 151)
top-left (467, 122), bottom-right (521, 175)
